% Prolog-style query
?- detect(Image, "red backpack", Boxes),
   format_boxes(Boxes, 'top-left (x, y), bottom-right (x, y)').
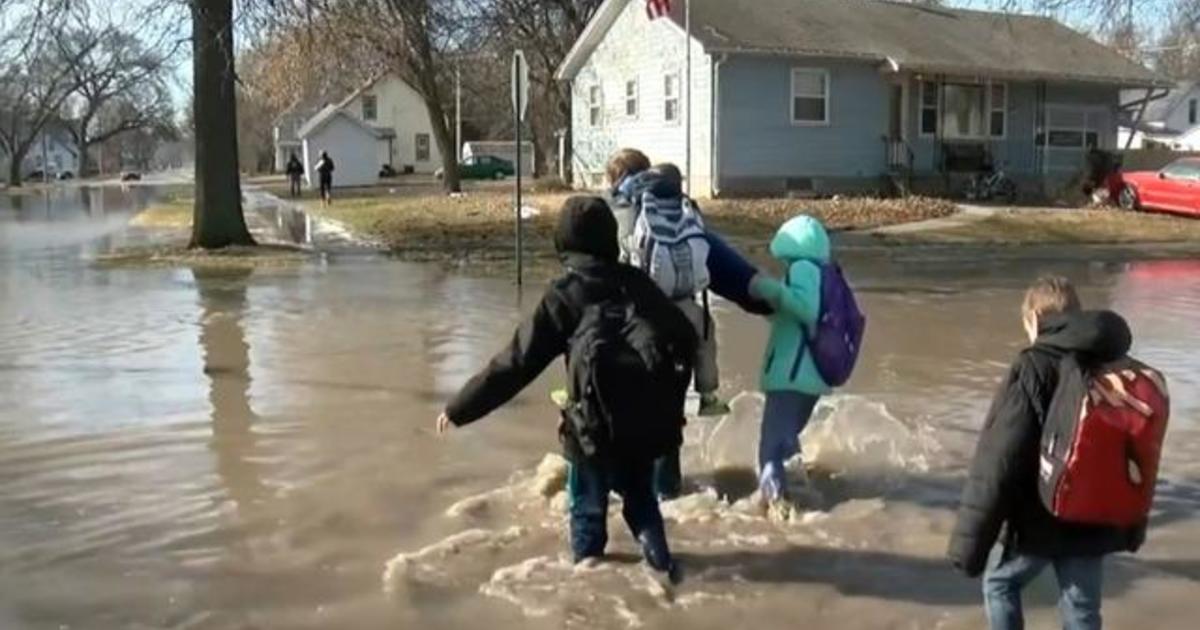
top-left (1039, 356), bottom-right (1169, 527)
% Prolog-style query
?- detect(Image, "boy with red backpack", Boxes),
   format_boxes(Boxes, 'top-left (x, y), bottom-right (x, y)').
top-left (748, 215), bottom-right (865, 508)
top-left (948, 276), bottom-right (1169, 630)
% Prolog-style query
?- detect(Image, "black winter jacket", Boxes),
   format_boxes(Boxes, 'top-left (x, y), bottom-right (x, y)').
top-left (948, 310), bottom-right (1146, 577)
top-left (444, 197), bottom-right (698, 460)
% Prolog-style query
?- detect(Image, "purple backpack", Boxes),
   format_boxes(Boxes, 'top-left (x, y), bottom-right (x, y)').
top-left (803, 261), bottom-right (866, 387)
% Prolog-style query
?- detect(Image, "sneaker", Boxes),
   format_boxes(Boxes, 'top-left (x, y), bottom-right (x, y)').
top-left (550, 388), bottom-right (569, 409)
top-left (758, 463), bottom-right (786, 504)
top-left (697, 394), bottom-right (731, 417)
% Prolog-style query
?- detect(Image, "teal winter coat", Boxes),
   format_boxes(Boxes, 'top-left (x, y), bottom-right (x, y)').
top-left (750, 215), bottom-right (833, 396)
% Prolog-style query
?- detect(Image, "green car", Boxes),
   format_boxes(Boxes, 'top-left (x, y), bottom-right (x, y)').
top-left (438, 155), bottom-right (516, 180)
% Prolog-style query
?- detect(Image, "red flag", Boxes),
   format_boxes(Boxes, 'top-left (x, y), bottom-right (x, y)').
top-left (646, 0), bottom-right (671, 20)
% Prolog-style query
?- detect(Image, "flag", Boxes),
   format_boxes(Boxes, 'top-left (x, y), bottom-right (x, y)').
top-left (646, 0), bottom-right (671, 20)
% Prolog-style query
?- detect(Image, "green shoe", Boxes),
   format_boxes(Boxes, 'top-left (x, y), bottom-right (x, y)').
top-left (550, 388), bottom-right (570, 410)
top-left (698, 394), bottom-right (731, 417)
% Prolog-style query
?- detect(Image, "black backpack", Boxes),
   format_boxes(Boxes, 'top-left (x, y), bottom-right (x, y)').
top-left (561, 286), bottom-right (691, 461)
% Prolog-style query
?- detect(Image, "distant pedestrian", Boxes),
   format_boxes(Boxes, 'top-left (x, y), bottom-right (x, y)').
top-left (285, 153), bottom-right (304, 198)
top-left (315, 151), bottom-right (335, 205)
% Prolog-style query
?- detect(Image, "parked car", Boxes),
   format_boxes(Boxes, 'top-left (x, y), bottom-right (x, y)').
top-left (1119, 158), bottom-right (1200, 216)
top-left (57, 171), bottom-right (74, 180)
top-left (435, 155), bottom-right (516, 180)
top-left (25, 169), bottom-right (47, 180)
top-left (120, 171), bottom-right (142, 182)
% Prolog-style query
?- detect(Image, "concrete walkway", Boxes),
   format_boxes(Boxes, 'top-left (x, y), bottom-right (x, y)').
top-left (869, 204), bottom-right (997, 235)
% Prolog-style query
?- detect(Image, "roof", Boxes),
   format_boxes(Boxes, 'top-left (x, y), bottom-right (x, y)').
top-left (557, 0), bottom-right (1167, 87)
top-left (296, 105), bottom-right (383, 140)
top-left (1127, 81), bottom-right (1197, 122)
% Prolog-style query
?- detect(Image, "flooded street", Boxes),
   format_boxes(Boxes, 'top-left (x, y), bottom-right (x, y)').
top-left (1, 187), bottom-right (1198, 629)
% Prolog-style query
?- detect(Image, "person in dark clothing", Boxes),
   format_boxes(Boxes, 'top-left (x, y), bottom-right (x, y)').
top-left (285, 154), bottom-right (304, 198)
top-left (948, 276), bottom-right (1145, 630)
top-left (315, 151), bottom-right (335, 205)
top-left (436, 195), bottom-right (697, 583)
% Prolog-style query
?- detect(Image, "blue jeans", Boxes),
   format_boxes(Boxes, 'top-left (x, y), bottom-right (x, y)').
top-left (983, 547), bottom-right (1104, 630)
top-left (758, 391), bottom-right (820, 499)
top-left (567, 456), bottom-right (672, 572)
top-left (653, 445), bottom-right (682, 500)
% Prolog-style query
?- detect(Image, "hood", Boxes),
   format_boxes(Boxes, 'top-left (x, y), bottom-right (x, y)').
top-left (770, 215), bottom-right (831, 262)
top-left (613, 172), bottom-right (649, 205)
top-left (555, 195), bottom-right (619, 262)
top-left (1036, 310), bottom-right (1131, 363)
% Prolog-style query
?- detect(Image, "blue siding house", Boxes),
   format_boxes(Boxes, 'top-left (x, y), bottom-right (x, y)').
top-left (557, 0), bottom-right (1166, 197)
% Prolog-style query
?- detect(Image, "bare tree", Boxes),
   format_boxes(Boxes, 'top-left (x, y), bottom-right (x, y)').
top-left (56, 8), bottom-right (179, 176)
top-left (0, 5), bottom-right (93, 186)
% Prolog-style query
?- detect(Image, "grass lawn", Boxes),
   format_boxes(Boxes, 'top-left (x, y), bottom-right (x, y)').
top-left (878, 208), bottom-right (1200, 245)
top-left (301, 187), bottom-right (958, 266)
top-left (130, 195), bottom-right (194, 229)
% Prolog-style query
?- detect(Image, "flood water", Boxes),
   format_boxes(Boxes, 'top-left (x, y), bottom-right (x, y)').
top-left (1, 187), bottom-right (1198, 629)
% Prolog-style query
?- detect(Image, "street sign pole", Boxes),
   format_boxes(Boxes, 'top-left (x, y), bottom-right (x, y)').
top-left (512, 50), bottom-right (529, 287)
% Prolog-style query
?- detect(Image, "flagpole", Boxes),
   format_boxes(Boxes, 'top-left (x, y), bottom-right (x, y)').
top-left (684, 0), bottom-right (692, 197)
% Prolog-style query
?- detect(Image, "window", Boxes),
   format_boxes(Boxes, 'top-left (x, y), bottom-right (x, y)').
top-left (989, 83), bottom-right (1007, 137)
top-left (362, 95), bottom-right (378, 121)
top-left (625, 79), bottom-right (639, 118)
top-left (663, 74), bottom-right (679, 123)
top-left (415, 133), bottom-right (430, 161)
top-left (588, 85), bottom-right (602, 127)
top-left (791, 68), bottom-right (829, 124)
top-left (920, 81), bottom-right (938, 135)
top-left (1190, 99), bottom-right (1197, 125)
top-left (943, 84), bottom-right (986, 138)
top-left (1162, 159), bottom-right (1200, 180)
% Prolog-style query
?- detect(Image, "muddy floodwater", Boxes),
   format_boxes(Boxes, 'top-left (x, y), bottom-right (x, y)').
top-left (1, 187), bottom-right (1199, 629)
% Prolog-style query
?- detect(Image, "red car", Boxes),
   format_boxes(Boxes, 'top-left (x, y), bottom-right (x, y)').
top-left (1118, 157), bottom-right (1200, 216)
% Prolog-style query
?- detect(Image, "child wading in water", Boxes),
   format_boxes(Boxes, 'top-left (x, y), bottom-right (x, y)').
top-left (749, 215), bottom-right (863, 509)
top-left (437, 196), bottom-right (695, 584)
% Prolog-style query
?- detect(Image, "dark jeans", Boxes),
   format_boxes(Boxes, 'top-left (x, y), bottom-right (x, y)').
top-left (289, 176), bottom-right (301, 197)
top-left (983, 546), bottom-right (1104, 630)
top-left (319, 176), bottom-right (332, 200)
top-left (653, 446), bottom-right (682, 500)
top-left (567, 455), bottom-right (672, 572)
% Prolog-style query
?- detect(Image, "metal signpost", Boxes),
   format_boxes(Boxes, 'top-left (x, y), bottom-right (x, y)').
top-left (511, 50), bottom-right (529, 286)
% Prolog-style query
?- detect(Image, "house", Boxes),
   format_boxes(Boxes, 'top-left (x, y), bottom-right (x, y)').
top-left (297, 105), bottom-right (389, 188)
top-left (556, 0), bottom-right (1166, 197)
top-left (461, 141), bottom-right (536, 175)
top-left (275, 73), bottom-right (442, 183)
top-left (1119, 81), bottom-right (1200, 150)
top-left (1, 124), bottom-right (79, 181)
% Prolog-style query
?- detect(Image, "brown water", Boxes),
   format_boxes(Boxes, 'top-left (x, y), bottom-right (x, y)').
top-left (2, 188), bottom-right (1199, 629)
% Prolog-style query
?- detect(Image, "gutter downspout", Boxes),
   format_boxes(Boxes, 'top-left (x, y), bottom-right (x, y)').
top-left (711, 53), bottom-right (727, 198)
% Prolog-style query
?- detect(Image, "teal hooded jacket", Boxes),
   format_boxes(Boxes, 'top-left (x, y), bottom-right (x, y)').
top-left (750, 216), bottom-right (832, 396)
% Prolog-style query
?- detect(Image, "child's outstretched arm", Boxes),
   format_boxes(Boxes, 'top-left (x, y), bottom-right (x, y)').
top-left (441, 289), bottom-right (571, 429)
top-left (749, 269), bottom-right (819, 324)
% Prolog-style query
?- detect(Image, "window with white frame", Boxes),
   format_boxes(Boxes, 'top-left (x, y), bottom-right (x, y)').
top-left (362, 95), bottom-right (378, 121)
top-left (791, 69), bottom-right (829, 124)
top-left (625, 79), bottom-right (639, 118)
top-left (664, 73), bottom-right (679, 123)
top-left (920, 81), bottom-right (938, 135)
top-left (920, 80), bottom-right (1007, 139)
top-left (989, 83), bottom-right (1007, 137)
top-left (588, 85), bottom-right (602, 127)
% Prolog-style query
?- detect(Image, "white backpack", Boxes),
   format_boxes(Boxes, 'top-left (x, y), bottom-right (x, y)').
top-left (632, 191), bottom-right (710, 300)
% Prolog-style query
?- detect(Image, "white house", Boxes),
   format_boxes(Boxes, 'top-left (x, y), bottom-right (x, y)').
top-left (1120, 81), bottom-right (1200, 150)
top-left (336, 74), bottom-right (441, 174)
top-left (298, 105), bottom-right (387, 188)
top-left (1, 124), bottom-right (79, 181)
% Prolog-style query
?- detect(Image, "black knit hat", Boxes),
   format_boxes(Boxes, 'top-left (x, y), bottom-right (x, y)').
top-left (555, 195), bottom-right (619, 261)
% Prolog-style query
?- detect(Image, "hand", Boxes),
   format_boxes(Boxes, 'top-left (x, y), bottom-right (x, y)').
top-left (435, 412), bottom-right (454, 435)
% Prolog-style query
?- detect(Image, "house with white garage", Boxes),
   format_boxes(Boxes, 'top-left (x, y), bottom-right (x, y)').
top-left (557, 0), bottom-right (1167, 197)
top-left (286, 72), bottom-right (442, 188)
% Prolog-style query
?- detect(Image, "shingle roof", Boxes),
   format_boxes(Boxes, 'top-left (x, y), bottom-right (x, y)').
top-left (558, 0), bottom-right (1166, 87)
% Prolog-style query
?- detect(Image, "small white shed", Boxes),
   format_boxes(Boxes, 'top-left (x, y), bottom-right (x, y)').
top-left (298, 105), bottom-right (384, 189)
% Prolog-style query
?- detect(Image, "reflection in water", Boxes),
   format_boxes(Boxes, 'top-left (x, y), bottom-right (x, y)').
top-left (195, 268), bottom-right (266, 514)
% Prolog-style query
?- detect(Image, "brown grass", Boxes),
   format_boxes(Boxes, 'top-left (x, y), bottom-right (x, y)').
top-left (882, 208), bottom-right (1200, 245)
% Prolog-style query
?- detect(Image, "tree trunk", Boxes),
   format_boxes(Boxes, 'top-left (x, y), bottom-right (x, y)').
top-left (8, 155), bottom-right (22, 187)
top-left (423, 95), bottom-right (461, 194)
top-left (76, 124), bottom-right (90, 178)
top-left (189, 0), bottom-right (254, 249)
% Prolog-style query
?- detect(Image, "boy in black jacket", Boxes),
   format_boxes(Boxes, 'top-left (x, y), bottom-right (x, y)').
top-left (948, 276), bottom-right (1144, 630)
top-left (436, 196), bottom-right (697, 582)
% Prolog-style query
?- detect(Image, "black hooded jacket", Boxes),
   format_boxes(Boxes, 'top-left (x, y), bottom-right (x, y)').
top-left (948, 310), bottom-right (1145, 577)
top-left (444, 196), bottom-right (698, 458)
